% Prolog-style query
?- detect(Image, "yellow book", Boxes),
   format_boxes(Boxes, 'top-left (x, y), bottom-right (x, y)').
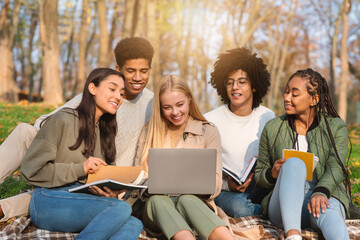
top-left (282, 149), bottom-right (314, 181)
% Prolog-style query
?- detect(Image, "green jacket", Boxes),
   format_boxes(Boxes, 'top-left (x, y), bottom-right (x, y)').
top-left (21, 109), bottom-right (104, 188)
top-left (254, 114), bottom-right (350, 217)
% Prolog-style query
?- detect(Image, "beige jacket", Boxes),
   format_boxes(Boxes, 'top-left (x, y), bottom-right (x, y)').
top-left (134, 118), bottom-right (265, 239)
top-left (134, 117), bottom-right (223, 208)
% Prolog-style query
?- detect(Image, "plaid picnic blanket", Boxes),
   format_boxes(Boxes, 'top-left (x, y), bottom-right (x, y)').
top-left (1, 215), bottom-right (360, 239)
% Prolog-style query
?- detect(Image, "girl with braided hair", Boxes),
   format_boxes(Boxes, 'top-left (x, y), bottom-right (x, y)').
top-left (255, 68), bottom-right (350, 240)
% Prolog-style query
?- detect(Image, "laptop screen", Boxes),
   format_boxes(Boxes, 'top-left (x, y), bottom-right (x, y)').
top-left (147, 148), bottom-right (217, 195)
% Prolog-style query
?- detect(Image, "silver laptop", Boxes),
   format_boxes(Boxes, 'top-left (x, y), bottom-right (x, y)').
top-left (148, 148), bottom-right (217, 195)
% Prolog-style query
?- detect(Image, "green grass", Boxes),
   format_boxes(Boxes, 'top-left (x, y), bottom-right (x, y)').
top-left (0, 102), bottom-right (55, 198)
top-left (0, 102), bottom-right (55, 144)
top-left (0, 173), bottom-right (32, 199)
top-left (0, 102), bottom-right (360, 207)
top-left (348, 125), bottom-right (360, 206)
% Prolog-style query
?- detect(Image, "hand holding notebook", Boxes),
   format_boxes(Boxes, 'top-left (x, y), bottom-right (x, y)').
top-left (282, 149), bottom-right (319, 181)
top-left (69, 165), bottom-right (147, 194)
top-left (223, 157), bottom-right (257, 185)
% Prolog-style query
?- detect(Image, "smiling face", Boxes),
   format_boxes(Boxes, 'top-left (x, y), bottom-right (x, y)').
top-left (89, 75), bottom-right (125, 122)
top-left (226, 69), bottom-right (254, 116)
top-left (283, 76), bottom-right (318, 118)
top-left (160, 90), bottom-right (190, 129)
top-left (117, 58), bottom-right (151, 100)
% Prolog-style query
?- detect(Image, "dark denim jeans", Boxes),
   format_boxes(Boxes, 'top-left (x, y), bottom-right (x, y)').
top-left (215, 177), bottom-right (263, 217)
top-left (30, 182), bottom-right (142, 240)
top-left (215, 190), bottom-right (263, 217)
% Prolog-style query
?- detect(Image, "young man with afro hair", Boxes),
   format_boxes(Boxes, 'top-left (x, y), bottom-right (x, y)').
top-left (0, 37), bottom-right (155, 221)
top-left (205, 47), bottom-right (275, 217)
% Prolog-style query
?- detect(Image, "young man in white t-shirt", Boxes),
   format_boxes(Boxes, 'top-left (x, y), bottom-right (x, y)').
top-left (205, 47), bottom-right (275, 217)
top-left (0, 37), bottom-right (155, 221)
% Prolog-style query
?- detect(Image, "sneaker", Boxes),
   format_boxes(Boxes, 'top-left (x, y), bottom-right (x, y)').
top-left (285, 235), bottom-right (302, 240)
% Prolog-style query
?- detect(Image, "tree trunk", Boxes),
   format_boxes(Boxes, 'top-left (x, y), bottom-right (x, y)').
top-left (39, 0), bottom-right (63, 105)
top-left (0, 0), bottom-right (20, 102)
top-left (330, 1), bottom-right (344, 106)
top-left (123, 0), bottom-right (136, 37)
top-left (338, 0), bottom-right (351, 121)
top-left (108, 1), bottom-right (119, 56)
top-left (132, 0), bottom-right (145, 37)
top-left (75, 0), bottom-right (89, 94)
top-left (27, 10), bottom-right (38, 102)
top-left (238, 0), bottom-right (275, 47)
top-left (272, 0), bottom-right (297, 109)
top-left (97, 0), bottom-right (110, 67)
top-left (181, 0), bottom-right (195, 80)
top-left (146, 0), bottom-right (160, 91)
top-left (62, 1), bottom-right (77, 100)
top-left (267, 0), bottom-right (296, 109)
top-left (266, 4), bottom-right (284, 107)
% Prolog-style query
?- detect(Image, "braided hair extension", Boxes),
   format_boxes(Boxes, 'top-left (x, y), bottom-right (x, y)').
top-left (288, 68), bottom-right (351, 198)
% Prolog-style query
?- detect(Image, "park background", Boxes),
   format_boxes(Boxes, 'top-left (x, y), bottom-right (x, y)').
top-left (0, 0), bottom-right (360, 206)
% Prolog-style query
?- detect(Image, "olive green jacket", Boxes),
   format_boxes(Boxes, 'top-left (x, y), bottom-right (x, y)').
top-left (254, 114), bottom-right (350, 217)
top-left (21, 109), bottom-right (103, 188)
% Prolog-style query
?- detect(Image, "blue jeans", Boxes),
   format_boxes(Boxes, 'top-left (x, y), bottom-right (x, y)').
top-left (30, 183), bottom-right (143, 240)
top-left (215, 190), bottom-right (262, 217)
top-left (268, 157), bottom-right (349, 240)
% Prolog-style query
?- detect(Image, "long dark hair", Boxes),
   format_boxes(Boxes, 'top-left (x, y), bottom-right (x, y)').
top-left (69, 68), bottom-right (124, 164)
top-left (287, 68), bottom-right (351, 196)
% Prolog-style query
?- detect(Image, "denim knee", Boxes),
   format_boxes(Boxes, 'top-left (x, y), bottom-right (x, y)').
top-left (110, 216), bottom-right (143, 240)
top-left (111, 200), bottom-right (132, 220)
top-left (128, 216), bottom-right (143, 229)
top-left (310, 198), bottom-right (348, 240)
top-left (215, 191), bottom-right (262, 217)
top-left (282, 157), bottom-right (306, 171)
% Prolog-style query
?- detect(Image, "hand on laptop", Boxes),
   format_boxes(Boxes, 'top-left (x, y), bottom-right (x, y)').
top-left (228, 173), bottom-right (253, 193)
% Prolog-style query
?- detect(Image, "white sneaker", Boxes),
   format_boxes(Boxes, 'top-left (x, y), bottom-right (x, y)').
top-left (285, 235), bottom-right (302, 240)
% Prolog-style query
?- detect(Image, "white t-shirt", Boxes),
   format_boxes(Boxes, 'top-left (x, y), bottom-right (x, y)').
top-left (295, 135), bottom-right (308, 152)
top-left (205, 105), bottom-right (275, 178)
top-left (34, 88), bottom-right (154, 166)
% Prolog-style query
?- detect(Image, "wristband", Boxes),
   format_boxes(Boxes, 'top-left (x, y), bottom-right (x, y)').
top-left (311, 192), bottom-right (328, 199)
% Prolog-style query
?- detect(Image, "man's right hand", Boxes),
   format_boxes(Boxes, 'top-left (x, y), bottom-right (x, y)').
top-left (228, 173), bottom-right (254, 193)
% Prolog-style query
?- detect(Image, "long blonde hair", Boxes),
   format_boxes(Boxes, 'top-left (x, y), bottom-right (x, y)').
top-left (140, 75), bottom-right (207, 171)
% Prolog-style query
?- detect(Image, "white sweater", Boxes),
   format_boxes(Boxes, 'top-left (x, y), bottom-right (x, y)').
top-left (204, 105), bottom-right (275, 184)
top-left (34, 88), bottom-right (153, 166)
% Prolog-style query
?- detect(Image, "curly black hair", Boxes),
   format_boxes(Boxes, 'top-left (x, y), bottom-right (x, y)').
top-left (114, 37), bottom-right (154, 68)
top-left (210, 47), bottom-right (270, 109)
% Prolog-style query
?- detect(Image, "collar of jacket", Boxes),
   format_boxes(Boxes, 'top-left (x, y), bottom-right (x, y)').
top-left (183, 117), bottom-right (209, 137)
top-left (286, 113), bottom-right (321, 133)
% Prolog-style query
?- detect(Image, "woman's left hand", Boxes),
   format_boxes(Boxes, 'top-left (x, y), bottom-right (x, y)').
top-left (307, 194), bottom-right (330, 218)
top-left (89, 186), bottom-right (126, 198)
